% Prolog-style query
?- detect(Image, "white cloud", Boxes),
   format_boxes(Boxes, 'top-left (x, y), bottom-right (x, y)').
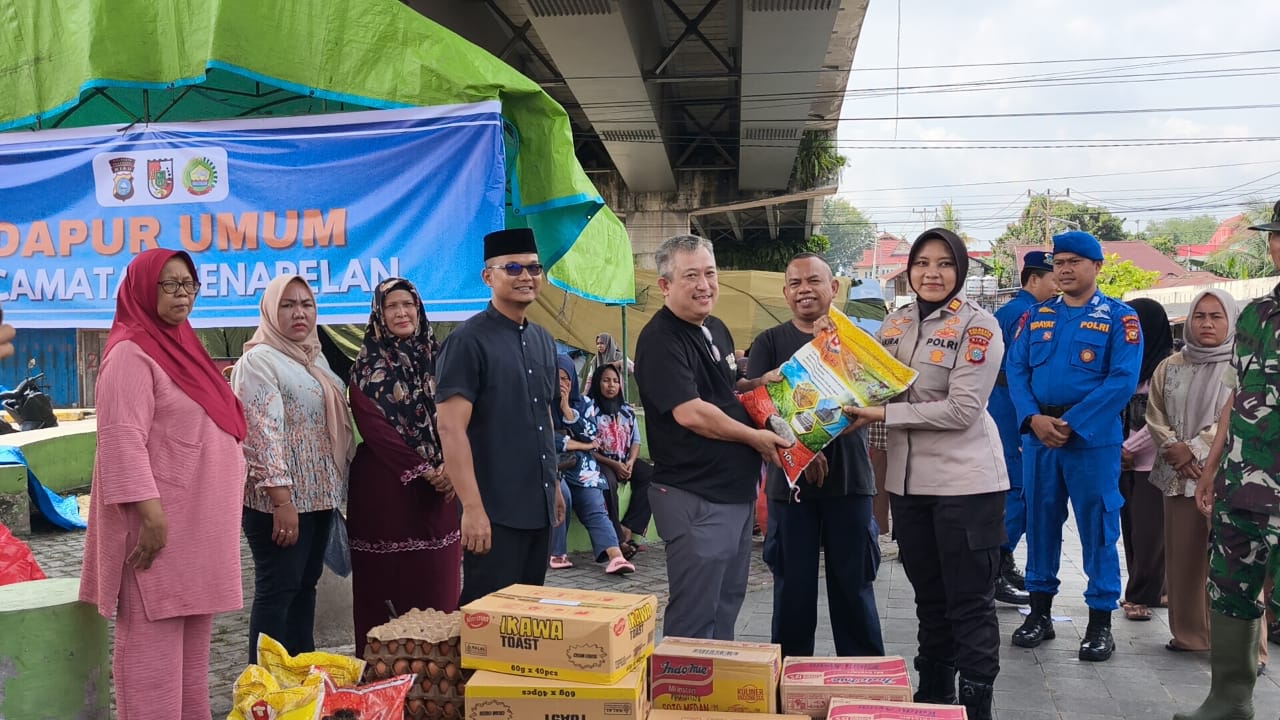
top-left (834, 0), bottom-right (1280, 242)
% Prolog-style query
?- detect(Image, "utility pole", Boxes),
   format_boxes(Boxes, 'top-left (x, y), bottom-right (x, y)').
top-left (1029, 188), bottom-right (1071, 246)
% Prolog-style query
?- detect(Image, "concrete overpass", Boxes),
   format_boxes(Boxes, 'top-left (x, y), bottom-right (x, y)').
top-left (410, 0), bottom-right (870, 266)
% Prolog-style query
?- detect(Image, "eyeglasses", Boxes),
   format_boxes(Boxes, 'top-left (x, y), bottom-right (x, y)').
top-left (486, 262), bottom-right (544, 277)
top-left (700, 324), bottom-right (722, 362)
top-left (157, 280), bottom-right (201, 295)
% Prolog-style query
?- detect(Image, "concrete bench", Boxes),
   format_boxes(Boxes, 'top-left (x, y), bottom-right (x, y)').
top-left (0, 420), bottom-right (97, 534)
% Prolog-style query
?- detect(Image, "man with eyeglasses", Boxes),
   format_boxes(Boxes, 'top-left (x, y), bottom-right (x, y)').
top-left (437, 228), bottom-right (567, 605)
top-left (634, 234), bottom-right (791, 640)
top-left (1005, 231), bottom-right (1142, 663)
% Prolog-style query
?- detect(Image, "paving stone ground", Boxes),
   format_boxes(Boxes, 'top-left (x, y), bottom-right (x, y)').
top-left (23, 513), bottom-right (1280, 719)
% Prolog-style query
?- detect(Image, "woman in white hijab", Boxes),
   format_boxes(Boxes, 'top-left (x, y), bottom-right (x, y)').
top-left (1146, 289), bottom-right (1256, 656)
top-left (232, 274), bottom-right (355, 662)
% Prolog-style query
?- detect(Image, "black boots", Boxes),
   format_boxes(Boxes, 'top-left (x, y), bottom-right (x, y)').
top-left (1012, 592), bottom-right (1056, 647)
top-left (1000, 548), bottom-right (1026, 590)
top-left (959, 677), bottom-right (994, 720)
top-left (1079, 608), bottom-right (1115, 662)
top-left (912, 656), bottom-right (957, 704)
top-left (995, 574), bottom-right (1030, 606)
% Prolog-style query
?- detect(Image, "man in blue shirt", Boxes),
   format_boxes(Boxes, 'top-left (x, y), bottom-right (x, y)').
top-left (987, 252), bottom-right (1057, 606)
top-left (1005, 231), bottom-right (1142, 663)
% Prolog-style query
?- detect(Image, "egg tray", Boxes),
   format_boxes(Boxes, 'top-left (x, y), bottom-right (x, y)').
top-left (363, 635), bottom-right (470, 720)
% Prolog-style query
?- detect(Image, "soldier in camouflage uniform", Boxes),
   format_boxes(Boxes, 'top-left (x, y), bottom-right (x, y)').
top-left (1177, 199), bottom-right (1280, 720)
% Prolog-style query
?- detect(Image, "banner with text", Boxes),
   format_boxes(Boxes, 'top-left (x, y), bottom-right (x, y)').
top-left (0, 103), bottom-right (506, 328)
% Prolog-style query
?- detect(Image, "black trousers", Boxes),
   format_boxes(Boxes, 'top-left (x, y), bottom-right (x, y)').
top-left (891, 492), bottom-right (1004, 683)
top-left (603, 460), bottom-right (654, 539)
top-left (243, 507), bottom-right (333, 664)
top-left (764, 494), bottom-right (884, 657)
top-left (460, 523), bottom-right (551, 605)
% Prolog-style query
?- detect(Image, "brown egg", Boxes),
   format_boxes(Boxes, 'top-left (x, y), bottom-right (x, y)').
top-left (393, 658), bottom-right (411, 675)
top-left (375, 660), bottom-right (389, 678)
top-left (411, 659), bottom-right (427, 676)
top-left (421, 676), bottom-right (434, 693)
top-left (403, 639), bottom-right (417, 654)
top-left (367, 639), bottom-right (381, 653)
top-left (439, 677), bottom-right (450, 693)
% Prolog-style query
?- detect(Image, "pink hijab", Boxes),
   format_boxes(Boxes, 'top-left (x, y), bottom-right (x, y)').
top-left (244, 275), bottom-right (354, 468)
top-left (104, 248), bottom-right (246, 442)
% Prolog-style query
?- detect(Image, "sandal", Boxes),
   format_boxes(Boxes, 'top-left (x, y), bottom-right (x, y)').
top-left (1122, 602), bottom-right (1152, 621)
top-left (548, 555), bottom-right (573, 570)
top-left (605, 556), bottom-right (635, 575)
top-left (620, 543), bottom-right (638, 561)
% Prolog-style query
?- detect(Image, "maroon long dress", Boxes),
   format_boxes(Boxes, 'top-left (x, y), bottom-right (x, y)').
top-left (348, 389), bottom-right (462, 656)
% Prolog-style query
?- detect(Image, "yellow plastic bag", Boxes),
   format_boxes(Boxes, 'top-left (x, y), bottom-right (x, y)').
top-left (255, 632), bottom-right (366, 688)
top-left (227, 664), bottom-right (325, 720)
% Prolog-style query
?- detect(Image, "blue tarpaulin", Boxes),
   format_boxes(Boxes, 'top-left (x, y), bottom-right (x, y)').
top-left (0, 446), bottom-right (86, 530)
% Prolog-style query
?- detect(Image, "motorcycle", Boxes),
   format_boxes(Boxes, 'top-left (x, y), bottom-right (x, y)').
top-left (0, 359), bottom-right (58, 433)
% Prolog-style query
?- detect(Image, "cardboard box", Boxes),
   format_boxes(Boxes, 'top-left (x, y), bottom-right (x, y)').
top-left (781, 656), bottom-right (913, 715)
top-left (460, 584), bottom-right (657, 685)
top-left (650, 707), bottom-right (808, 712)
top-left (826, 698), bottom-right (968, 720)
top-left (465, 667), bottom-right (647, 719)
top-left (649, 636), bottom-right (783, 713)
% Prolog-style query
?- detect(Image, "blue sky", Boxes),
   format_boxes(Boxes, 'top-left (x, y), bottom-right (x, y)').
top-left (834, 0), bottom-right (1280, 245)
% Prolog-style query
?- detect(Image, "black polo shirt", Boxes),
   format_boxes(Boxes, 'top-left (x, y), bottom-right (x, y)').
top-left (747, 321), bottom-right (875, 502)
top-left (634, 306), bottom-right (762, 504)
top-left (435, 303), bottom-right (558, 530)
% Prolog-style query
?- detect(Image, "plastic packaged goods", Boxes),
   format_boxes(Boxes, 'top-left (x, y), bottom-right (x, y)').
top-left (739, 308), bottom-right (916, 486)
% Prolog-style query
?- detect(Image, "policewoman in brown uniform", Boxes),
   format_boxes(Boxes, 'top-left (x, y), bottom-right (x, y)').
top-left (844, 228), bottom-right (1008, 720)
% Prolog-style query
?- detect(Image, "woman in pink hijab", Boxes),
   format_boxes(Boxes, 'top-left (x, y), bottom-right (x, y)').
top-left (80, 249), bottom-right (247, 719)
top-left (231, 274), bottom-right (354, 662)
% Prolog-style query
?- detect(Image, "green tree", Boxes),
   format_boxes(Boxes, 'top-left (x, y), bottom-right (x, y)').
top-left (936, 202), bottom-right (962, 233)
top-left (1142, 215), bottom-right (1220, 249)
top-left (717, 232), bottom-right (831, 272)
top-left (991, 196), bottom-right (1131, 285)
top-left (792, 131), bottom-right (848, 190)
top-left (1146, 234), bottom-right (1178, 258)
top-left (819, 197), bottom-right (878, 273)
top-left (1097, 253), bottom-right (1161, 298)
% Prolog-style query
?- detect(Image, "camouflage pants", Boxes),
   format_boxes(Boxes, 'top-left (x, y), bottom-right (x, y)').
top-left (1208, 500), bottom-right (1280, 619)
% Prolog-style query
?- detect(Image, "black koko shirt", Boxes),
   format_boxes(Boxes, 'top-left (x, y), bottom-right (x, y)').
top-left (435, 303), bottom-right (559, 530)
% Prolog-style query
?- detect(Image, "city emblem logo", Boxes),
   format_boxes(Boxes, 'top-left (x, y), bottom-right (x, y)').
top-left (1080, 348), bottom-right (1096, 363)
top-left (183, 157), bottom-right (219, 196)
top-left (108, 157), bottom-right (135, 201)
top-left (147, 158), bottom-right (174, 200)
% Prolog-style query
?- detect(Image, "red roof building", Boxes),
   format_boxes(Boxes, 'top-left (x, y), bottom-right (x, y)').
top-left (1174, 214), bottom-right (1249, 265)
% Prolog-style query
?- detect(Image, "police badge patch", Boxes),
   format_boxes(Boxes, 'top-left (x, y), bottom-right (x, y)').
top-left (108, 157), bottom-right (135, 201)
top-left (965, 326), bottom-right (991, 364)
top-left (1123, 315), bottom-right (1140, 344)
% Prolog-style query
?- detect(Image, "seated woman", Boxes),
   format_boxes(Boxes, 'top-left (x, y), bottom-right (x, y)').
top-left (587, 363), bottom-right (653, 556)
top-left (553, 355), bottom-right (635, 575)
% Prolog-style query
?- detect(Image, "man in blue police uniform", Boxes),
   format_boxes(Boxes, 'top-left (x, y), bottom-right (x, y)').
top-left (1005, 231), bottom-right (1142, 662)
top-left (987, 252), bottom-right (1057, 605)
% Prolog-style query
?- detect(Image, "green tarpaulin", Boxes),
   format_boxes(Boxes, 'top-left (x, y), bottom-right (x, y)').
top-left (0, 0), bottom-right (634, 304)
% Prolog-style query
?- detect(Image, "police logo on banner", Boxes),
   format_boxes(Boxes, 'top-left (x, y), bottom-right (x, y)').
top-left (108, 157), bottom-right (135, 201)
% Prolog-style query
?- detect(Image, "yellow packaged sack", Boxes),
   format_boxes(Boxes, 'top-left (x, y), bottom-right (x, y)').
top-left (740, 307), bottom-right (916, 486)
top-left (227, 664), bottom-right (325, 720)
top-left (256, 632), bottom-right (366, 688)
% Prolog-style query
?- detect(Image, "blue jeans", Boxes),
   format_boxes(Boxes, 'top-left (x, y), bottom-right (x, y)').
top-left (568, 482), bottom-right (619, 562)
top-left (551, 478), bottom-right (572, 556)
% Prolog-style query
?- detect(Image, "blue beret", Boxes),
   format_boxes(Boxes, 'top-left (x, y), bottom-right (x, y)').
top-left (1022, 251), bottom-right (1054, 272)
top-left (1052, 230), bottom-right (1104, 262)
